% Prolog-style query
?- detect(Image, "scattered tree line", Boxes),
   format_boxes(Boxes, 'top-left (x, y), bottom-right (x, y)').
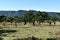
top-left (0, 10), bottom-right (60, 27)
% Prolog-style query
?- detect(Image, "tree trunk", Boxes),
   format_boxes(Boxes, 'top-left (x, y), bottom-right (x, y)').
top-left (54, 22), bottom-right (56, 25)
top-left (24, 21), bottom-right (27, 25)
top-left (15, 22), bottom-right (17, 27)
top-left (33, 22), bottom-right (35, 26)
top-left (3, 21), bottom-right (6, 27)
top-left (49, 22), bottom-right (51, 26)
top-left (10, 21), bottom-right (13, 26)
top-left (39, 21), bottom-right (41, 25)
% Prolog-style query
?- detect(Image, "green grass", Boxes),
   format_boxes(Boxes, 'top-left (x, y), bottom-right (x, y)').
top-left (0, 22), bottom-right (60, 40)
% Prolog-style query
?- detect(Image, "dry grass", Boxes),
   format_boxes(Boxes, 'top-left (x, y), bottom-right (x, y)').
top-left (0, 22), bottom-right (60, 40)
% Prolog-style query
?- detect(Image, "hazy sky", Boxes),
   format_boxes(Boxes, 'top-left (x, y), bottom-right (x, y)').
top-left (0, 0), bottom-right (60, 12)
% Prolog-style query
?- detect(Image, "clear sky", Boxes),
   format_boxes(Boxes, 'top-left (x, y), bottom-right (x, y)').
top-left (0, 0), bottom-right (60, 12)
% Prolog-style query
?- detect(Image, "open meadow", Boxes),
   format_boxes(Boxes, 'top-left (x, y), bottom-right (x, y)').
top-left (0, 22), bottom-right (60, 40)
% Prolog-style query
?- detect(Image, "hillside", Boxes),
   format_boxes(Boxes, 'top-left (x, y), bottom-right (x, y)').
top-left (0, 10), bottom-right (59, 18)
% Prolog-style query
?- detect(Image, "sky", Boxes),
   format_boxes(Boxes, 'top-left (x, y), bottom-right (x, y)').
top-left (0, 0), bottom-right (60, 12)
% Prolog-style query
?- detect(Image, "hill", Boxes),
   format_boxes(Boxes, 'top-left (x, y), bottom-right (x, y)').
top-left (0, 10), bottom-right (59, 18)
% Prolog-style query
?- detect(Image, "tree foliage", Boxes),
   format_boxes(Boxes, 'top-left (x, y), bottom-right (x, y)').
top-left (0, 10), bottom-right (58, 26)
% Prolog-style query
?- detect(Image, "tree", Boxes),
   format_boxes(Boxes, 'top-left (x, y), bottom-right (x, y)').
top-left (13, 16), bottom-right (19, 27)
top-left (36, 11), bottom-right (47, 25)
top-left (31, 14), bottom-right (36, 26)
top-left (17, 16), bottom-right (23, 23)
top-left (23, 10), bottom-right (34, 25)
top-left (7, 17), bottom-right (14, 26)
top-left (7, 17), bottom-right (14, 23)
top-left (23, 15), bottom-right (27, 25)
top-left (13, 11), bottom-right (19, 27)
top-left (47, 16), bottom-right (53, 25)
top-left (0, 15), bottom-right (7, 27)
top-left (52, 16), bottom-right (57, 25)
top-left (57, 13), bottom-right (60, 22)
top-left (47, 16), bottom-right (57, 25)
top-left (40, 12), bottom-right (48, 24)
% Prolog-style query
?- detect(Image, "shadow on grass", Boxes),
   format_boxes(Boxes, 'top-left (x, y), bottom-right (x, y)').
top-left (13, 36), bottom-right (42, 40)
top-left (0, 30), bottom-right (17, 35)
top-left (47, 38), bottom-right (57, 40)
top-left (0, 37), bottom-right (3, 40)
top-left (21, 27), bottom-right (30, 28)
top-left (13, 37), bottom-right (58, 40)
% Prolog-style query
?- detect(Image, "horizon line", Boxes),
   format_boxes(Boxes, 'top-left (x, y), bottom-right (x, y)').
top-left (0, 9), bottom-right (60, 12)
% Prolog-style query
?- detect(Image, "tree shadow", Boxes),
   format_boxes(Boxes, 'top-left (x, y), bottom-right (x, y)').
top-left (47, 38), bottom-right (57, 40)
top-left (21, 27), bottom-right (30, 28)
top-left (13, 36), bottom-right (42, 40)
top-left (0, 30), bottom-right (17, 36)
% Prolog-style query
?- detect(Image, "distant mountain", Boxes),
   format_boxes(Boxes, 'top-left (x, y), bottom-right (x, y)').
top-left (48, 12), bottom-right (60, 18)
top-left (0, 10), bottom-right (59, 18)
top-left (18, 10), bottom-right (26, 16)
top-left (0, 11), bottom-right (16, 17)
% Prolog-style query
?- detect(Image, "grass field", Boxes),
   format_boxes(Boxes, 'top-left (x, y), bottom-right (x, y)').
top-left (0, 22), bottom-right (60, 40)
